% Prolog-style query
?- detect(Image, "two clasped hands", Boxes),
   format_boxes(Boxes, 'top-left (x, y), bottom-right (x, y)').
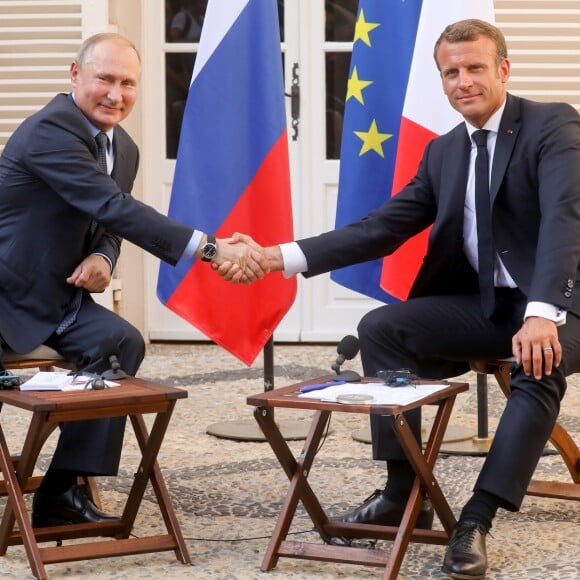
top-left (209, 232), bottom-right (279, 284)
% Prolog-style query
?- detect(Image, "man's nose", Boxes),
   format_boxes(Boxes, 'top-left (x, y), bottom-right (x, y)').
top-left (107, 83), bottom-right (122, 102)
top-left (458, 70), bottom-right (472, 88)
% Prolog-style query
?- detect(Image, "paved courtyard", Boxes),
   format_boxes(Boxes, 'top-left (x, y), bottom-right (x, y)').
top-left (1, 342), bottom-right (578, 579)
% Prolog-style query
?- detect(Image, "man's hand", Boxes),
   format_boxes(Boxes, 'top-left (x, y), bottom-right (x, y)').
top-left (512, 316), bottom-right (561, 379)
top-left (66, 254), bottom-right (112, 293)
top-left (211, 233), bottom-right (269, 284)
top-left (211, 232), bottom-right (286, 284)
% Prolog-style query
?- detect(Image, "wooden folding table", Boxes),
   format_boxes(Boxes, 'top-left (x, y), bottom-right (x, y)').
top-left (247, 376), bottom-right (469, 580)
top-left (0, 377), bottom-right (191, 579)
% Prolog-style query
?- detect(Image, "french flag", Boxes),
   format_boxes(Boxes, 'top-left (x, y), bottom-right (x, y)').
top-left (332, 0), bottom-right (495, 303)
top-left (157, 0), bottom-right (296, 366)
top-left (381, 0), bottom-right (495, 299)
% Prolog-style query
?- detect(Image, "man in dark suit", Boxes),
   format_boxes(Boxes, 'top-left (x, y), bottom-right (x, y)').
top-left (0, 32), bottom-right (265, 527)
top-left (221, 19), bottom-right (580, 579)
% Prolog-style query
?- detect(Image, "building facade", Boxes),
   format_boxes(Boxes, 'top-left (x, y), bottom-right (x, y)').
top-left (1, 0), bottom-right (579, 344)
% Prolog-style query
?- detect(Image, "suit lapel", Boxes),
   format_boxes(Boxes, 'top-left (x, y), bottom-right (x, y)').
top-left (111, 131), bottom-right (122, 181)
top-left (491, 94), bottom-right (521, 202)
top-left (111, 127), bottom-right (134, 185)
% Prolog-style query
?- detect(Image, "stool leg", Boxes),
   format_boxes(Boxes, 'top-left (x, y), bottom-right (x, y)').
top-left (475, 373), bottom-right (489, 440)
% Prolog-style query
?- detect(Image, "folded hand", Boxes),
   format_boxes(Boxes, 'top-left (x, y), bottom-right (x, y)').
top-left (66, 254), bottom-right (112, 293)
top-left (512, 316), bottom-right (561, 379)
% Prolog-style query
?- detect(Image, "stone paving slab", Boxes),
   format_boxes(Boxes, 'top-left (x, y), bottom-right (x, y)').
top-left (1, 343), bottom-right (578, 579)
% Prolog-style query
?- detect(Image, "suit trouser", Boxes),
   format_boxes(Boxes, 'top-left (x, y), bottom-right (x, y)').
top-left (359, 289), bottom-right (580, 511)
top-left (44, 297), bottom-right (146, 476)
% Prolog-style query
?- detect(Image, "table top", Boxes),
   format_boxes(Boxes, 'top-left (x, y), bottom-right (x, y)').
top-left (0, 376), bottom-right (188, 414)
top-left (247, 375), bottom-right (469, 416)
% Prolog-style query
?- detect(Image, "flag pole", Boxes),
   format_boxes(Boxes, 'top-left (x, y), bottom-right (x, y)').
top-left (205, 337), bottom-right (310, 441)
top-left (263, 335), bottom-right (274, 392)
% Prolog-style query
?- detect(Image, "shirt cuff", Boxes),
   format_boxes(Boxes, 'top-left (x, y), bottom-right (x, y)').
top-left (182, 230), bottom-right (204, 261)
top-left (279, 242), bottom-right (307, 277)
top-left (525, 301), bottom-right (567, 326)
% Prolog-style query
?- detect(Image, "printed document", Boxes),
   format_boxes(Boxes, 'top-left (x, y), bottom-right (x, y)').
top-left (19, 372), bottom-right (119, 391)
top-left (298, 382), bottom-right (449, 405)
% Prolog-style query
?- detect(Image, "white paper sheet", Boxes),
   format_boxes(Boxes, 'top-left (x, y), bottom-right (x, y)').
top-left (19, 371), bottom-right (119, 391)
top-left (298, 382), bottom-right (450, 405)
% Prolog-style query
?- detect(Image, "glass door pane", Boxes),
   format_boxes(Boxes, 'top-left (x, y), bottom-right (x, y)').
top-left (164, 0), bottom-right (285, 159)
top-left (324, 0), bottom-right (356, 159)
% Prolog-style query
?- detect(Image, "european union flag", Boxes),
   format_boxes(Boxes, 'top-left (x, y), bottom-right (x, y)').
top-left (331, 0), bottom-right (422, 302)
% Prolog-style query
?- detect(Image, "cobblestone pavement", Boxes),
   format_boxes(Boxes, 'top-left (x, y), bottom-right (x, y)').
top-left (1, 343), bottom-right (578, 579)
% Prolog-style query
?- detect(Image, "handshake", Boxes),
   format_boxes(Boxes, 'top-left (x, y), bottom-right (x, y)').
top-left (209, 233), bottom-right (282, 284)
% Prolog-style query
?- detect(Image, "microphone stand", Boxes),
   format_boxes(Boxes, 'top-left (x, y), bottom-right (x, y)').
top-left (205, 337), bottom-right (310, 442)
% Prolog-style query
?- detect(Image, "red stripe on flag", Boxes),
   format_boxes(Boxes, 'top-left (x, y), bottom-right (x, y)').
top-left (166, 133), bottom-right (296, 365)
top-left (380, 116), bottom-right (437, 299)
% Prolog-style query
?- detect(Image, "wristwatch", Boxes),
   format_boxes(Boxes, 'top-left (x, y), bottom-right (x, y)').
top-left (200, 234), bottom-right (217, 262)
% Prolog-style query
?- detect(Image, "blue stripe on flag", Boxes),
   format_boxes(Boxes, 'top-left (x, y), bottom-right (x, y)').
top-left (158, 0), bottom-right (285, 301)
top-left (330, 0), bottom-right (422, 302)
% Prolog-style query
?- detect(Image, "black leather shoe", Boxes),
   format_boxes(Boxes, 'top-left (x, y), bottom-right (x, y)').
top-left (442, 520), bottom-right (488, 579)
top-left (326, 489), bottom-right (434, 546)
top-left (32, 484), bottom-right (118, 528)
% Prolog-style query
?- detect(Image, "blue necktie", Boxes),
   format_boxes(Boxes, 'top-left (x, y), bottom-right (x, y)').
top-left (91, 132), bottom-right (108, 237)
top-left (473, 129), bottom-right (495, 317)
top-left (95, 131), bottom-right (109, 173)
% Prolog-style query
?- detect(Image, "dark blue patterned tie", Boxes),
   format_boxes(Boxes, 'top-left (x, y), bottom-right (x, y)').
top-left (95, 131), bottom-right (108, 173)
top-left (473, 129), bottom-right (495, 317)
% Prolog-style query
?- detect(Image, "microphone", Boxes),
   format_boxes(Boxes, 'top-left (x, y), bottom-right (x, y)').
top-left (331, 334), bottom-right (361, 382)
top-left (99, 338), bottom-right (127, 380)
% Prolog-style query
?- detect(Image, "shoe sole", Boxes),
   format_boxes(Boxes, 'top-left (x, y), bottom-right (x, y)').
top-left (32, 516), bottom-right (74, 528)
top-left (441, 564), bottom-right (486, 579)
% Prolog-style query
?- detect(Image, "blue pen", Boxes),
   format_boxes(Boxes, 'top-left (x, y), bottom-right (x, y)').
top-left (300, 380), bottom-right (346, 393)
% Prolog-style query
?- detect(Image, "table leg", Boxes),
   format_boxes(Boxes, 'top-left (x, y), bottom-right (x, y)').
top-left (0, 424), bottom-right (46, 579)
top-left (384, 397), bottom-right (458, 580)
top-left (129, 410), bottom-right (191, 564)
top-left (395, 396), bottom-right (458, 534)
top-left (254, 408), bottom-right (331, 571)
top-left (0, 411), bottom-right (54, 537)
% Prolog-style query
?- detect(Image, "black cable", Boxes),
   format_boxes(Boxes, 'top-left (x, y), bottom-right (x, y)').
top-left (315, 414), bottom-right (332, 455)
top-left (128, 418), bottom-right (333, 545)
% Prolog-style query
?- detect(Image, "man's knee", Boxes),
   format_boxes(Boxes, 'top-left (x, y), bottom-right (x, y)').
top-left (358, 305), bottom-right (392, 343)
top-left (113, 320), bottom-right (146, 375)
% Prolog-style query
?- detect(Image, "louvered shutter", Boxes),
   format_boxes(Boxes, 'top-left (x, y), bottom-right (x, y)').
top-left (0, 0), bottom-right (107, 153)
top-left (495, 0), bottom-right (580, 112)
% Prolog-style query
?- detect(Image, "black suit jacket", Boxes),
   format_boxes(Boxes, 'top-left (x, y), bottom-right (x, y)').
top-left (0, 93), bottom-right (193, 352)
top-left (298, 94), bottom-right (580, 314)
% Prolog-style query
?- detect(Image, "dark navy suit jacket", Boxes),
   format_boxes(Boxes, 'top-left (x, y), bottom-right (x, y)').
top-left (298, 94), bottom-right (580, 313)
top-left (0, 93), bottom-right (193, 352)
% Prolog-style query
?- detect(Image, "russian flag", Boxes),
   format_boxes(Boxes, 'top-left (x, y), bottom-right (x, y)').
top-left (331, 0), bottom-right (495, 302)
top-left (157, 0), bottom-right (296, 366)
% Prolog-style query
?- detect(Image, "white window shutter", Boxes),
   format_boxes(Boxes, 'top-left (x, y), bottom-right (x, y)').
top-left (495, 0), bottom-right (580, 112)
top-left (0, 1), bottom-right (107, 153)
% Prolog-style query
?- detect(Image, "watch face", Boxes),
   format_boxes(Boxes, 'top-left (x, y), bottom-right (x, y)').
top-left (202, 243), bottom-right (217, 260)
